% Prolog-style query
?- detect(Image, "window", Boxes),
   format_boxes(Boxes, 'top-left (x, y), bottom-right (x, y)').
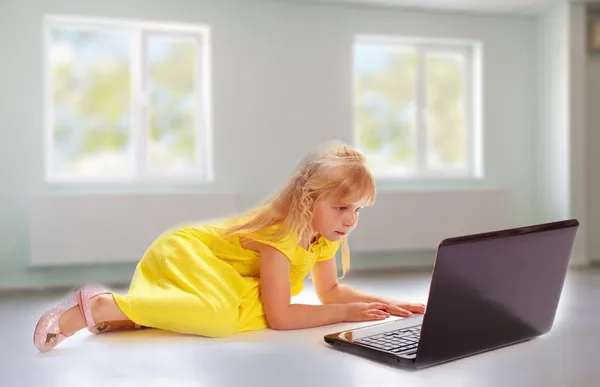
top-left (44, 15), bottom-right (212, 183)
top-left (353, 35), bottom-right (482, 180)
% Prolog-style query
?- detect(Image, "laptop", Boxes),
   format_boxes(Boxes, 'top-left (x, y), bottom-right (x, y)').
top-left (324, 219), bottom-right (579, 369)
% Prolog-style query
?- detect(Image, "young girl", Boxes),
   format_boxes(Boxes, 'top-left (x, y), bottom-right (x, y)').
top-left (33, 142), bottom-right (425, 352)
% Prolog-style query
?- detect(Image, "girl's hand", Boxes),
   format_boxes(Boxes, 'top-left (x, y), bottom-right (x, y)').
top-left (343, 302), bottom-right (391, 322)
top-left (384, 301), bottom-right (426, 318)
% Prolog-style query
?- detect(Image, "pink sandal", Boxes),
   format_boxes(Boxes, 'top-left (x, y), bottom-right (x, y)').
top-left (77, 285), bottom-right (112, 333)
top-left (32, 285), bottom-right (111, 352)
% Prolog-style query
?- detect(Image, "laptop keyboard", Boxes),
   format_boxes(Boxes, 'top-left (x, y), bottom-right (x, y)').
top-left (354, 326), bottom-right (421, 355)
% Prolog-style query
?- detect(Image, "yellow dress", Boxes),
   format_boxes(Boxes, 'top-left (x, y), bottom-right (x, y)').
top-left (112, 216), bottom-right (342, 337)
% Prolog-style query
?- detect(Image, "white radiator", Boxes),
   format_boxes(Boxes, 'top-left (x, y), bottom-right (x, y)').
top-left (348, 189), bottom-right (511, 252)
top-left (28, 189), bottom-right (511, 266)
top-left (28, 192), bottom-right (238, 267)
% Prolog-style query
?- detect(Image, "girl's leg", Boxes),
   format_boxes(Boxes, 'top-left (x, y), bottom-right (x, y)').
top-left (59, 293), bottom-right (142, 336)
top-left (90, 294), bottom-right (145, 332)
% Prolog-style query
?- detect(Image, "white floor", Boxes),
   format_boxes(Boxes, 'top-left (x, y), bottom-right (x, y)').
top-left (3, 268), bottom-right (599, 387)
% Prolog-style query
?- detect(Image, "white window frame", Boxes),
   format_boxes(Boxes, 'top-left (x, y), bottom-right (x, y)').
top-left (353, 35), bottom-right (483, 182)
top-left (43, 15), bottom-right (213, 184)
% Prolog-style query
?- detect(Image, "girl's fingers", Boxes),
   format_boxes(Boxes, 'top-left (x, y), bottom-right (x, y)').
top-left (367, 313), bottom-right (389, 320)
top-left (369, 302), bottom-right (388, 310)
top-left (389, 305), bottom-right (413, 317)
top-left (406, 304), bottom-right (426, 313)
top-left (393, 302), bottom-right (426, 313)
top-left (368, 310), bottom-right (390, 318)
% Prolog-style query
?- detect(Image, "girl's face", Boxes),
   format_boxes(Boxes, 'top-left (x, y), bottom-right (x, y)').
top-left (312, 196), bottom-right (366, 242)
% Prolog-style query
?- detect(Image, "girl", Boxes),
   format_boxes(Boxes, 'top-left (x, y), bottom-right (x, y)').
top-left (33, 141), bottom-right (425, 352)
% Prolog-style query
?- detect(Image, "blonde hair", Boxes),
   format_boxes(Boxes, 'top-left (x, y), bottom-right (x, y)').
top-left (224, 141), bottom-right (376, 278)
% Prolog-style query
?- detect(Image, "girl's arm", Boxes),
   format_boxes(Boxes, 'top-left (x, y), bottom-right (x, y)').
top-left (258, 244), bottom-right (389, 330)
top-left (311, 257), bottom-right (426, 317)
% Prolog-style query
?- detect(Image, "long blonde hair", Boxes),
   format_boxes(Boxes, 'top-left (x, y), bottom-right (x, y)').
top-left (224, 141), bottom-right (376, 277)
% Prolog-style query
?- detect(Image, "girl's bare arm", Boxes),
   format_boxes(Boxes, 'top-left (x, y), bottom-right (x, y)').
top-left (258, 244), bottom-right (388, 329)
top-left (311, 257), bottom-right (425, 317)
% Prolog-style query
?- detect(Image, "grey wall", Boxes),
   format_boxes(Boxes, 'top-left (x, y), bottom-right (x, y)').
top-left (0, 0), bottom-right (539, 289)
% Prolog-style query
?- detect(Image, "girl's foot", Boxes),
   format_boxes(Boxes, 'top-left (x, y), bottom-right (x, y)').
top-left (57, 293), bottom-right (142, 335)
top-left (57, 303), bottom-right (87, 337)
top-left (85, 292), bottom-right (143, 332)
top-left (95, 319), bottom-right (144, 332)
top-left (33, 285), bottom-right (138, 352)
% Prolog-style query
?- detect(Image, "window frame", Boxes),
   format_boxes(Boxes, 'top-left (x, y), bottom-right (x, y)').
top-left (43, 14), bottom-right (213, 184)
top-left (352, 34), bottom-right (483, 182)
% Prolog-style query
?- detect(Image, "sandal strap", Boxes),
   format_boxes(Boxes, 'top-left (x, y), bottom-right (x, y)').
top-left (77, 285), bottom-right (111, 333)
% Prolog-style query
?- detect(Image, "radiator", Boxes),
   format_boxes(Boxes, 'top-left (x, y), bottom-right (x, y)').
top-left (28, 189), bottom-right (510, 266)
top-left (28, 192), bottom-right (238, 266)
top-left (348, 189), bottom-right (511, 252)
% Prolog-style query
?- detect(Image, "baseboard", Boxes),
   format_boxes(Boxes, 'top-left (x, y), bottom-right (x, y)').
top-left (2, 250), bottom-right (592, 294)
top-left (0, 281), bottom-right (130, 296)
top-left (340, 250), bottom-right (437, 274)
top-left (0, 250), bottom-right (436, 293)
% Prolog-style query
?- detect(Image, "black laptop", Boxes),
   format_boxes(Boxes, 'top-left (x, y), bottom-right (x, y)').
top-left (324, 219), bottom-right (579, 369)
